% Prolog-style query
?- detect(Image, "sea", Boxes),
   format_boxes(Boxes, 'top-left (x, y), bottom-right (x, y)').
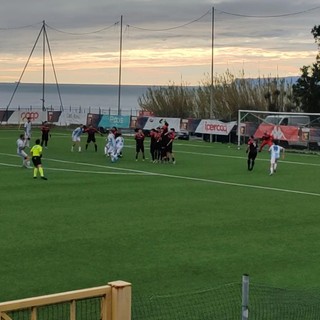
top-left (0, 82), bottom-right (151, 116)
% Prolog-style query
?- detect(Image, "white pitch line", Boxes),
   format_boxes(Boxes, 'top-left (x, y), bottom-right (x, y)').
top-left (154, 172), bottom-right (320, 197)
top-left (45, 157), bottom-right (156, 175)
top-left (177, 150), bottom-right (320, 166)
top-left (0, 163), bottom-right (147, 175)
top-left (47, 167), bottom-right (146, 175)
top-left (32, 158), bottom-right (320, 197)
top-left (1, 152), bottom-right (320, 197)
top-left (0, 162), bottom-right (23, 168)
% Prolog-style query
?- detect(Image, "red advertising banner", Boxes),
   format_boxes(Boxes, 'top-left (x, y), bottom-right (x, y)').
top-left (139, 110), bottom-right (154, 116)
top-left (254, 124), bottom-right (299, 141)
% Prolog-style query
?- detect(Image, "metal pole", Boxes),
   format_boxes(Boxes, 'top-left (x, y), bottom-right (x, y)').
top-left (42, 20), bottom-right (46, 111)
top-left (242, 274), bottom-right (249, 320)
top-left (237, 109), bottom-right (241, 149)
top-left (210, 7), bottom-right (214, 143)
top-left (117, 15), bottom-right (123, 116)
top-left (210, 6), bottom-right (214, 119)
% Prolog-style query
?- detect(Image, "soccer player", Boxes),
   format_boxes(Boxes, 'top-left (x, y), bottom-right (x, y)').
top-left (84, 125), bottom-right (102, 152)
top-left (30, 139), bottom-right (47, 180)
top-left (160, 119), bottom-right (169, 134)
top-left (40, 121), bottom-right (50, 148)
top-left (24, 117), bottom-right (32, 147)
top-left (246, 135), bottom-right (258, 171)
top-left (259, 131), bottom-right (273, 152)
top-left (16, 134), bottom-right (31, 168)
top-left (160, 127), bottom-right (170, 162)
top-left (112, 131), bottom-right (124, 162)
top-left (105, 127), bottom-right (116, 157)
top-left (154, 127), bottom-right (163, 162)
top-left (134, 128), bottom-right (145, 161)
top-left (166, 128), bottom-right (176, 164)
top-left (268, 140), bottom-right (285, 175)
top-left (149, 129), bottom-right (157, 162)
top-left (71, 124), bottom-right (84, 152)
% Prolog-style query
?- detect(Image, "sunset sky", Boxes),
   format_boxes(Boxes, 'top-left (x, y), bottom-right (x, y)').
top-left (1, 0), bottom-right (319, 85)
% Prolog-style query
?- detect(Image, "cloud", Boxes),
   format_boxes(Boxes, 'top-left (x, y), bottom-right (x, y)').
top-left (1, 0), bottom-right (320, 84)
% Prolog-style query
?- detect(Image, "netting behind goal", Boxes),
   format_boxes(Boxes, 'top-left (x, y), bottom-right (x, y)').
top-left (132, 283), bottom-right (242, 320)
top-left (132, 283), bottom-right (320, 320)
top-left (237, 110), bottom-right (320, 150)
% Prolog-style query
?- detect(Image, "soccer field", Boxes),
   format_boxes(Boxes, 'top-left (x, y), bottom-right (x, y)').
top-left (0, 128), bottom-right (320, 303)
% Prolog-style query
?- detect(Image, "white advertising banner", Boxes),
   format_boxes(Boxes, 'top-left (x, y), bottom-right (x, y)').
top-left (60, 112), bottom-right (87, 126)
top-left (7, 109), bottom-right (46, 125)
top-left (195, 120), bottom-right (236, 135)
top-left (2, 109), bottom-right (88, 126)
top-left (143, 117), bottom-right (181, 131)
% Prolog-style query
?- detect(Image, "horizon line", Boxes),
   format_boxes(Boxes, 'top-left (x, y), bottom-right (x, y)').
top-left (0, 75), bottom-right (300, 87)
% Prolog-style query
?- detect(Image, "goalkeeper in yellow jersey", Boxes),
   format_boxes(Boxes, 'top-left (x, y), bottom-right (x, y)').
top-left (30, 139), bottom-right (47, 180)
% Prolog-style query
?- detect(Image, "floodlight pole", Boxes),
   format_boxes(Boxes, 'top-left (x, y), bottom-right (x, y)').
top-left (210, 6), bottom-right (214, 120)
top-left (210, 7), bottom-right (215, 143)
top-left (117, 15), bottom-right (123, 116)
top-left (42, 20), bottom-right (46, 111)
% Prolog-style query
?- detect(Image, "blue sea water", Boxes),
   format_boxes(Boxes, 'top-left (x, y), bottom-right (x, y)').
top-left (0, 83), bottom-right (150, 115)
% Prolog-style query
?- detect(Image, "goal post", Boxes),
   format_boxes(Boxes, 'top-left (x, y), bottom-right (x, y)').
top-left (237, 109), bottom-right (320, 150)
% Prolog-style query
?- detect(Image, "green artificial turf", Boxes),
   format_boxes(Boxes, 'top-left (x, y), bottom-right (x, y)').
top-left (1, 128), bottom-right (320, 303)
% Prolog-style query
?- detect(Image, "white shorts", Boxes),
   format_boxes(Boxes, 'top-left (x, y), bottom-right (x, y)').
top-left (116, 146), bottom-right (123, 155)
top-left (18, 150), bottom-right (28, 159)
top-left (107, 146), bottom-right (115, 155)
top-left (72, 136), bottom-right (81, 142)
top-left (270, 156), bottom-right (279, 164)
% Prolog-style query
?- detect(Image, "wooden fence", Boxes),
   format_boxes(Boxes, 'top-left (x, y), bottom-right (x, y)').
top-left (0, 280), bottom-right (131, 320)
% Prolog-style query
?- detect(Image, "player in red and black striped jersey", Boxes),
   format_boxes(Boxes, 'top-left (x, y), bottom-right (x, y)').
top-left (40, 121), bottom-right (50, 148)
top-left (149, 129), bottom-right (157, 162)
top-left (160, 119), bottom-right (169, 134)
top-left (154, 127), bottom-right (163, 162)
top-left (160, 127), bottom-right (170, 162)
top-left (84, 125), bottom-right (103, 152)
top-left (166, 128), bottom-right (176, 164)
top-left (134, 128), bottom-right (145, 161)
top-left (246, 135), bottom-right (258, 171)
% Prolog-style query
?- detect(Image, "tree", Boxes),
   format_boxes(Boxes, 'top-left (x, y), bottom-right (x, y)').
top-left (293, 25), bottom-right (320, 113)
top-left (138, 83), bottom-right (194, 118)
top-left (193, 71), bottom-right (295, 119)
top-left (311, 25), bottom-right (320, 63)
top-left (138, 71), bottom-right (296, 119)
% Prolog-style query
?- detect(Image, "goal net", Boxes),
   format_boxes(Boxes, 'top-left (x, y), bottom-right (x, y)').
top-left (237, 110), bottom-right (320, 150)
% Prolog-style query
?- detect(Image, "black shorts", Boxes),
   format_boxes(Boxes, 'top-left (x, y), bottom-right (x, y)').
top-left (32, 156), bottom-right (42, 167)
top-left (248, 151), bottom-right (257, 160)
top-left (136, 143), bottom-right (144, 153)
top-left (87, 136), bottom-right (96, 143)
top-left (166, 144), bottom-right (173, 153)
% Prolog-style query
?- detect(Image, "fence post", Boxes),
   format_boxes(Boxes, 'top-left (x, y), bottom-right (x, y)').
top-left (108, 280), bottom-right (132, 320)
top-left (242, 274), bottom-right (249, 320)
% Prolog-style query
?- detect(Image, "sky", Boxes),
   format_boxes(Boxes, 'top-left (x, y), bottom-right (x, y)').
top-left (0, 0), bottom-right (320, 85)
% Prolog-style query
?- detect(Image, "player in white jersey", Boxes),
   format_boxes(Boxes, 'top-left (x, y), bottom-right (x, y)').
top-left (23, 117), bottom-right (32, 147)
top-left (112, 132), bottom-right (124, 162)
top-left (17, 134), bottom-right (31, 168)
top-left (268, 140), bottom-right (285, 175)
top-left (105, 128), bottom-right (116, 158)
top-left (71, 125), bottom-right (84, 152)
